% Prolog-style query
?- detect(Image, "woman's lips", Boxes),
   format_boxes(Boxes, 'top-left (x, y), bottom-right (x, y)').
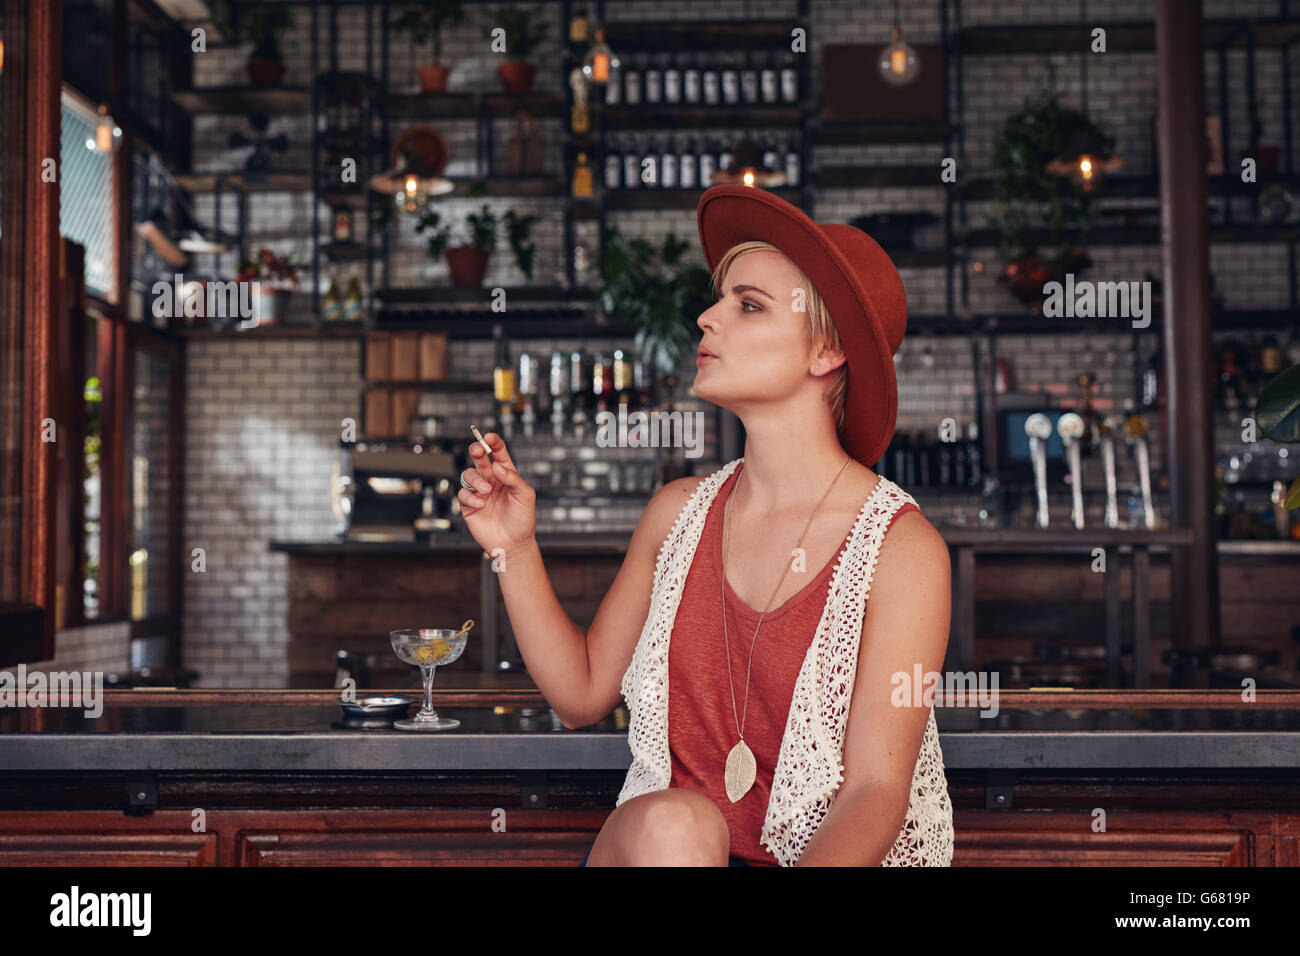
top-left (696, 351), bottom-right (717, 365)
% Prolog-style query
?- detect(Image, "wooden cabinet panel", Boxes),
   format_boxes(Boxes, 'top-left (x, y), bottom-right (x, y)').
top-left (0, 832), bottom-right (217, 866)
top-left (238, 830), bottom-right (594, 866)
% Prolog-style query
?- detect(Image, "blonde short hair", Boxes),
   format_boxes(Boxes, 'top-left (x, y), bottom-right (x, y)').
top-left (709, 240), bottom-right (848, 431)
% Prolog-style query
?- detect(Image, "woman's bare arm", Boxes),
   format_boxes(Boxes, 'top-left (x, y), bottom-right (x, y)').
top-left (490, 474), bottom-right (703, 729)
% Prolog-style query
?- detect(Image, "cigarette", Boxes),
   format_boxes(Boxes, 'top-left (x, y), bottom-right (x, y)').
top-left (470, 425), bottom-right (495, 461)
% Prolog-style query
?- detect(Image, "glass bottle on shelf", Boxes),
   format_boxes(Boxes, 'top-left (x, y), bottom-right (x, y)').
top-left (679, 137), bottom-right (698, 189)
top-left (623, 53), bottom-right (643, 105)
top-left (660, 137), bottom-right (678, 189)
top-left (623, 135), bottom-right (641, 189)
top-left (322, 273), bottom-right (342, 324)
top-left (964, 422), bottom-right (983, 488)
top-left (569, 0), bottom-right (589, 44)
top-left (721, 51), bottom-right (740, 105)
top-left (572, 151), bottom-right (594, 197)
top-left (645, 52), bottom-right (662, 104)
top-left (1141, 343), bottom-right (1161, 409)
top-left (698, 137), bottom-right (717, 188)
top-left (780, 50), bottom-right (799, 103)
top-left (718, 133), bottom-right (734, 175)
top-left (740, 50), bottom-right (759, 104)
top-left (683, 52), bottom-right (701, 104)
top-left (604, 138), bottom-right (622, 189)
top-left (604, 59), bottom-right (622, 105)
top-left (518, 351), bottom-right (539, 438)
top-left (493, 324), bottom-right (517, 438)
top-left (760, 50), bottom-right (779, 104)
top-left (762, 134), bottom-right (780, 180)
top-left (784, 135), bottom-right (801, 187)
top-left (569, 349), bottom-right (590, 438)
top-left (343, 276), bottom-right (364, 324)
top-left (702, 54), bottom-right (720, 105)
top-left (332, 207), bottom-right (352, 243)
top-left (549, 350), bottom-right (567, 439)
top-left (613, 348), bottom-right (633, 409)
top-left (664, 52), bottom-right (682, 104)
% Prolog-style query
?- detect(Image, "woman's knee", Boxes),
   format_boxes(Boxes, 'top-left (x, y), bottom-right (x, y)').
top-left (595, 790), bottom-right (729, 865)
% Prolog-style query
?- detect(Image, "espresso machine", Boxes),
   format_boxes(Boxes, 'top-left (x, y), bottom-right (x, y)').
top-left (331, 440), bottom-right (461, 542)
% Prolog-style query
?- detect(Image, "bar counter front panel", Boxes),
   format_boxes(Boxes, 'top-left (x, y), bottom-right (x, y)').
top-left (2, 691), bottom-right (1299, 866)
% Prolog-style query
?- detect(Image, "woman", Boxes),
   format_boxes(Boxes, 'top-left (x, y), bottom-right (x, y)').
top-left (457, 185), bottom-right (954, 866)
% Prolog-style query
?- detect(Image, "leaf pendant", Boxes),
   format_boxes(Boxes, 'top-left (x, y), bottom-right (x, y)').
top-left (724, 739), bottom-right (757, 803)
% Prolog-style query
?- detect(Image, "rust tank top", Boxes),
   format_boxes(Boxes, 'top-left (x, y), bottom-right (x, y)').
top-left (667, 462), bottom-right (920, 865)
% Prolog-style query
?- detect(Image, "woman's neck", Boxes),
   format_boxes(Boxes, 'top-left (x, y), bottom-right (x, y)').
top-left (736, 415), bottom-right (861, 516)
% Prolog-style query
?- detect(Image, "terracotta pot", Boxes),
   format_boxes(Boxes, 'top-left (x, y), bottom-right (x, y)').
top-left (418, 65), bottom-right (450, 93)
top-left (445, 247), bottom-right (489, 287)
top-left (246, 285), bottom-right (291, 327)
top-left (1000, 247), bottom-right (1092, 314)
top-left (248, 57), bottom-right (285, 88)
top-left (497, 60), bottom-right (535, 94)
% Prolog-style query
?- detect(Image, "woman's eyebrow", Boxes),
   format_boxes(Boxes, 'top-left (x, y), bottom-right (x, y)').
top-left (730, 283), bottom-right (774, 301)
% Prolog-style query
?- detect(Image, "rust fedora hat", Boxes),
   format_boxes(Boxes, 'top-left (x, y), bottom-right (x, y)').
top-left (696, 184), bottom-right (908, 468)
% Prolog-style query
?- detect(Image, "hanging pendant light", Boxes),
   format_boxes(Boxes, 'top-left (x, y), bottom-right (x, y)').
top-left (369, 125), bottom-right (454, 213)
top-left (1046, 0), bottom-right (1125, 192)
top-left (86, 104), bottom-right (122, 152)
top-left (582, 26), bottom-right (619, 85)
top-left (879, 0), bottom-right (920, 87)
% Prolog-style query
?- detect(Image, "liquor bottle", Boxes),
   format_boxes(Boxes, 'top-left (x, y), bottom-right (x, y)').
top-left (569, 0), bottom-right (589, 43)
top-left (664, 53), bottom-right (682, 104)
top-left (1141, 343), bottom-right (1161, 409)
top-left (604, 141), bottom-right (622, 190)
top-left (493, 324), bottom-right (516, 437)
top-left (699, 137), bottom-right (717, 187)
top-left (683, 53), bottom-right (701, 104)
top-left (964, 422), bottom-right (982, 488)
top-left (343, 276), bottom-right (363, 323)
top-left (721, 51), bottom-right (740, 105)
top-left (518, 351), bottom-right (539, 438)
top-left (641, 137), bottom-right (659, 187)
top-left (1259, 333), bottom-right (1283, 386)
top-left (612, 348), bottom-right (633, 408)
top-left (604, 61), bottom-right (622, 105)
top-left (762, 135), bottom-right (780, 180)
top-left (702, 55), bottom-right (720, 105)
top-left (780, 51), bottom-right (799, 103)
top-left (645, 53), bottom-right (662, 105)
top-left (569, 350), bottom-right (590, 438)
top-left (784, 135), bottom-right (800, 187)
top-left (1215, 340), bottom-right (1245, 413)
top-left (936, 426), bottom-right (954, 486)
top-left (622, 136), bottom-right (640, 189)
top-left (718, 133), bottom-right (734, 175)
top-left (740, 50), bottom-right (759, 104)
top-left (549, 350), bottom-right (567, 439)
top-left (679, 137), bottom-right (698, 190)
top-left (322, 275), bottom-right (342, 323)
top-left (571, 151), bottom-right (594, 197)
top-left (760, 50), bottom-right (779, 104)
top-left (623, 53), bottom-right (642, 105)
top-left (660, 138), bottom-right (678, 189)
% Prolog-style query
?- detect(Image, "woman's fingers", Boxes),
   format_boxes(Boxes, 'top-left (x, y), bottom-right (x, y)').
top-left (471, 431), bottom-right (517, 472)
top-left (461, 468), bottom-right (491, 495)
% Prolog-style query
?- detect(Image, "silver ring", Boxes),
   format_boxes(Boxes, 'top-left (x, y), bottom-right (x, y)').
top-left (459, 473), bottom-right (475, 491)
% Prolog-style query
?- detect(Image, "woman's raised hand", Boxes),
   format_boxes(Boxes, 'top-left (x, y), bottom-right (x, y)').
top-left (457, 431), bottom-right (537, 559)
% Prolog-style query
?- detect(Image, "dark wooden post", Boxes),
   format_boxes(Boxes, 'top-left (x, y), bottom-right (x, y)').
top-left (1155, 0), bottom-right (1220, 653)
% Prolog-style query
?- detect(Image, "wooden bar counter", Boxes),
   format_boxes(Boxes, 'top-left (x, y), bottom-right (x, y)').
top-left (2, 688), bottom-right (1299, 865)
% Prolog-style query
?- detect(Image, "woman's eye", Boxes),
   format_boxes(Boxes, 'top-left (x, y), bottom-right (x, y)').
top-left (741, 300), bottom-right (760, 312)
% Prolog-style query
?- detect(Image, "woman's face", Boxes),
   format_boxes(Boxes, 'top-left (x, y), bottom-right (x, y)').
top-left (694, 249), bottom-right (833, 414)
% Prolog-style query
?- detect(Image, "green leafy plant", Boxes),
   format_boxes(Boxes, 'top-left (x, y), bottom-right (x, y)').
top-left (234, 4), bottom-right (295, 61)
top-left (1255, 362), bottom-right (1300, 509)
top-left (491, 5), bottom-right (547, 60)
top-left (597, 229), bottom-right (713, 378)
top-left (390, 1), bottom-right (465, 62)
top-left (501, 209), bottom-right (538, 279)
top-left (989, 83), bottom-right (1112, 263)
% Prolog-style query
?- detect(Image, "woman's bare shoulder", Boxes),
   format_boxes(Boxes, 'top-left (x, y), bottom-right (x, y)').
top-left (876, 506), bottom-right (950, 583)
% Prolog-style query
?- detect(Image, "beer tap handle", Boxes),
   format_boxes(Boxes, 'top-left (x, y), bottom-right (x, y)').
top-left (1099, 416), bottom-right (1119, 529)
top-left (1057, 412), bottom-right (1086, 529)
top-left (1026, 413), bottom-right (1053, 529)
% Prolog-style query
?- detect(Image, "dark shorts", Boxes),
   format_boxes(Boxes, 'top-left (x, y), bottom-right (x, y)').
top-left (579, 842), bottom-right (749, 866)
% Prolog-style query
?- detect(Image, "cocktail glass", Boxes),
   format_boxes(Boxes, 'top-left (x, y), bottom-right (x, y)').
top-left (390, 620), bottom-right (473, 731)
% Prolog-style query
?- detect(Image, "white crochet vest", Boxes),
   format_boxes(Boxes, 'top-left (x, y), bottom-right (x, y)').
top-left (616, 457), bottom-right (954, 866)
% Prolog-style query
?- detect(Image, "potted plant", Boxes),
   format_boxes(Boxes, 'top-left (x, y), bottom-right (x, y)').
top-left (1255, 362), bottom-right (1300, 516)
top-left (415, 196), bottom-right (540, 287)
top-left (235, 248), bottom-right (302, 326)
top-left (989, 84), bottom-right (1114, 313)
top-left (597, 228), bottom-right (713, 383)
top-left (390, 1), bottom-right (465, 94)
top-left (236, 4), bottom-right (295, 88)
top-left (491, 5), bottom-right (548, 94)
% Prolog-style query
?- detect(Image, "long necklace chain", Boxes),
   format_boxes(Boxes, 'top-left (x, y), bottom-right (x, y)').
top-left (720, 456), bottom-right (852, 744)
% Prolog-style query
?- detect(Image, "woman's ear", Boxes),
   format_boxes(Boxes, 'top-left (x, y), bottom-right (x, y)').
top-left (809, 344), bottom-right (848, 377)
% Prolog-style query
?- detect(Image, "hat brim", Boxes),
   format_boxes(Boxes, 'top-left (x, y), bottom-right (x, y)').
top-left (696, 186), bottom-right (899, 467)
